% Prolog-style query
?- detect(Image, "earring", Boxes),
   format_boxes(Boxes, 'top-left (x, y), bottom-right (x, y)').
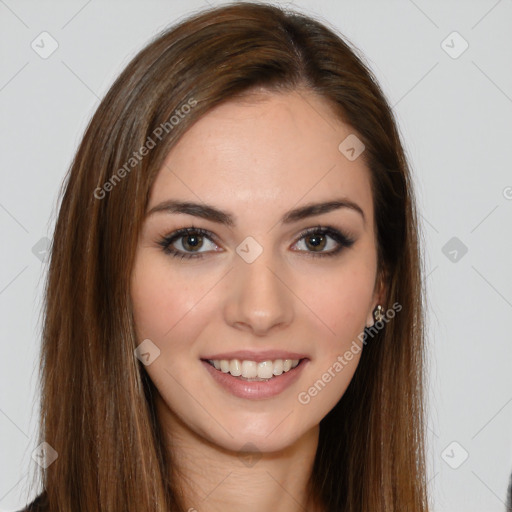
top-left (373, 304), bottom-right (384, 323)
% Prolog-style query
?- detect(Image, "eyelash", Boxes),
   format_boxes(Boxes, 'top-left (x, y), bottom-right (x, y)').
top-left (157, 225), bottom-right (355, 261)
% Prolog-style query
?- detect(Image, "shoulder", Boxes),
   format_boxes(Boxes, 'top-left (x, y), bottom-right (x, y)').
top-left (17, 492), bottom-right (47, 512)
top-left (508, 471), bottom-right (512, 511)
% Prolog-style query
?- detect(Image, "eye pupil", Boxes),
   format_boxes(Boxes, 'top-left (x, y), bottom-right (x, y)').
top-left (183, 234), bottom-right (202, 251)
top-left (306, 233), bottom-right (326, 251)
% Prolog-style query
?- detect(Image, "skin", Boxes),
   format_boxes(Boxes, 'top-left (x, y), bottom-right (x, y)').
top-left (131, 88), bottom-right (385, 512)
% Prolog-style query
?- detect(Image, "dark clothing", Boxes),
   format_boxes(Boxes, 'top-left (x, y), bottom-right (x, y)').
top-left (17, 492), bottom-right (46, 511)
top-left (16, 475), bottom-right (512, 511)
top-left (507, 470), bottom-right (512, 512)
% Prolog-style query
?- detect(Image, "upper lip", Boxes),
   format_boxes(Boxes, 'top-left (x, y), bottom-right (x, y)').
top-left (201, 350), bottom-right (309, 363)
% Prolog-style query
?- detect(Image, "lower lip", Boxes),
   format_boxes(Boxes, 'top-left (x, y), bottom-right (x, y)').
top-left (201, 359), bottom-right (308, 400)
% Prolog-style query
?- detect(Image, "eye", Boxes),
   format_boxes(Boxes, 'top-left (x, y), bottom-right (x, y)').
top-left (157, 225), bottom-right (355, 261)
top-left (157, 227), bottom-right (219, 260)
top-left (291, 225), bottom-right (355, 258)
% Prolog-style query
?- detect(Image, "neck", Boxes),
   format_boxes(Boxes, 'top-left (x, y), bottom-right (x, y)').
top-left (155, 394), bottom-right (324, 512)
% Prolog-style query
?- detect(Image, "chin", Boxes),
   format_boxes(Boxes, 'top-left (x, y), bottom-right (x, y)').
top-left (198, 412), bottom-right (318, 455)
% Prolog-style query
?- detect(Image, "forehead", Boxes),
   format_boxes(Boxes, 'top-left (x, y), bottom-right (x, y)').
top-left (149, 90), bottom-right (373, 225)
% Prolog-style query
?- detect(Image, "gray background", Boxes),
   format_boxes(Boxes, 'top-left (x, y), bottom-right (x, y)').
top-left (1, 0), bottom-right (511, 510)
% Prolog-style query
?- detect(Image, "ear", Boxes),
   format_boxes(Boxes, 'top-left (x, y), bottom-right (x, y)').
top-left (365, 268), bottom-right (387, 327)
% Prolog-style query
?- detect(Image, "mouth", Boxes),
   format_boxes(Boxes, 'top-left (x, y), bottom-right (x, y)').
top-left (200, 356), bottom-right (310, 400)
top-left (201, 357), bottom-right (308, 382)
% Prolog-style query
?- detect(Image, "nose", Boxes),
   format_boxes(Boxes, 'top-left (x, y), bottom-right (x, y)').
top-left (223, 249), bottom-right (294, 337)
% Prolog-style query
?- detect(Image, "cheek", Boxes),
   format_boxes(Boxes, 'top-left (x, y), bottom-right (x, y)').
top-left (131, 267), bottom-right (172, 341)
top-left (298, 263), bottom-right (375, 346)
top-left (293, 268), bottom-right (371, 416)
top-left (131, 254), bottom-right (210, 342)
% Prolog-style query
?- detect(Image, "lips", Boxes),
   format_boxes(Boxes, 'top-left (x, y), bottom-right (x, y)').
top-left (201, 357), bottom-right (309, 400)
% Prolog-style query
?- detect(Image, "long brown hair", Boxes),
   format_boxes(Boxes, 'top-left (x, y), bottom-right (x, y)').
top-left (27, 2), bottom-right (430, 511)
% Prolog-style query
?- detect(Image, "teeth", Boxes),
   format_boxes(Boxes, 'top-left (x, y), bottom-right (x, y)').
top-left (208, 358), bottom-right (301, 379)
top-left (257, 360), bottom-right (274, 379)
top-left (241, 360), bottom-right (258, 378)
top-left (230, 359), bottom-right (242, 376)
top-left (273, 360), bottom-right (284, 376)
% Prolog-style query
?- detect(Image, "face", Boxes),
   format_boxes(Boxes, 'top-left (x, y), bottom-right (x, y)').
top-left (130, 89), bottom-right (382, 453)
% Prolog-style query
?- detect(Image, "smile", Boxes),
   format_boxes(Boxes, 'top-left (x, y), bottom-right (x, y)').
top-left (201, 358), bottom-right (308, 400)
top-left (206, 358), bottom-right (301, 380)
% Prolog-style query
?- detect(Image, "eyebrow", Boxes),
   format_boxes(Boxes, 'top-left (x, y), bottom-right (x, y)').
top-left (146, 198), bottom-right (365, 226)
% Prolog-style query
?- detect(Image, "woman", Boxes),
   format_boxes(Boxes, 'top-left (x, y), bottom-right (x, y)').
top-left (21, 2), bottom-right (429, 511)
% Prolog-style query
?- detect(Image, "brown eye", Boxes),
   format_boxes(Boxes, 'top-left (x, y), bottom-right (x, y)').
top-left (181, 233), bottom-right (204, 252)
top-left (304, 233), bottom-right (327, 252)
top-left (158, 227), bottom-right (219, 260)
top-left (293, 226), bottom-right (355, 258)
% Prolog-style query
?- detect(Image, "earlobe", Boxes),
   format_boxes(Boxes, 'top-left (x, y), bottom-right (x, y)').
top-left (365, 309), bottom-right (375, 328)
